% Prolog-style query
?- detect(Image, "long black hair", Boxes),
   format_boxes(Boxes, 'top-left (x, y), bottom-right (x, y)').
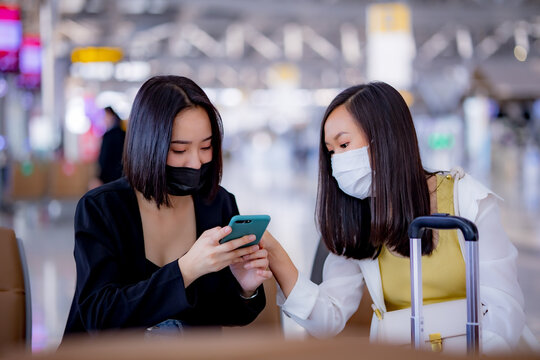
top-left (123, 75), bottom-right (223, 207)
top-left (316, 82), bottom-right (435, 259)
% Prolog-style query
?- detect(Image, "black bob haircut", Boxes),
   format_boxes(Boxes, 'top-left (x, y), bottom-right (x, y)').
top-left (123, 75), bottom-right (223, 207)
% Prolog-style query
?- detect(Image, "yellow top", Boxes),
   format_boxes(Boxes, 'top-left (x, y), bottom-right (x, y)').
top-left (378, 174), bottom-right (466, 311)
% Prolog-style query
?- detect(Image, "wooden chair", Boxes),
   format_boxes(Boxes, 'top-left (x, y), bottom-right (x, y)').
top-left (0, 227), bottom-right (32, 353)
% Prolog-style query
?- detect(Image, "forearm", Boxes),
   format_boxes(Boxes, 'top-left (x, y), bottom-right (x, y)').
top-left (278, 253), bottom-right (365, 337)
top-left (78, 261), bottom-right (191, 330)
top-left (225, 283), bottom-right (266, 326)
top-left (266, 238), bottom-right (298, 298)
top-left (194, 270), bottom-right (265, 326)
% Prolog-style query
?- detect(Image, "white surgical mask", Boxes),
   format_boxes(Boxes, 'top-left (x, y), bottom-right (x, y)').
top-left (331, 146), bottom-right (372, 199)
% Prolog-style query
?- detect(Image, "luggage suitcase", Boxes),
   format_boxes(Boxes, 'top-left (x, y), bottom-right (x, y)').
top-left (408, 213), bottom-right (480, 355)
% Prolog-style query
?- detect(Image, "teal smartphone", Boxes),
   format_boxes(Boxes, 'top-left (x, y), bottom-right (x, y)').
top-left (219, 215), bottom-right (271, 248)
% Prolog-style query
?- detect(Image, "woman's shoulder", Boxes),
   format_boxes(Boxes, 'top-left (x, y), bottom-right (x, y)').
top-left (452, 170), bottom-right (502, 221)
top-left (78, 177), bottom-right (133, 209)
top-left (74, 178), bottom-right (138, 231)
top-left (198, 185), bottom-right (237, 207)
top-left (85, 177), bottom-right (131, 197)
top-left (215, 185), bottom-right (236, 200)
top-left (195, 186), bottom-right (239, 227)
top-left (435, 166), bottom-right (496, 200)
top-left (455, 172), bottom-right (499, 199)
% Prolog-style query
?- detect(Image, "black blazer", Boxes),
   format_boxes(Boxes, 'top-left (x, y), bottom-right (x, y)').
top-left (64, 178), bottom-right (265, 336)
top-left (98, 126), bottom-right (125, 184)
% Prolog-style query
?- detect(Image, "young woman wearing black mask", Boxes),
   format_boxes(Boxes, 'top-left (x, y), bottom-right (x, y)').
top-left (64, 75), bottom-right (272, 336)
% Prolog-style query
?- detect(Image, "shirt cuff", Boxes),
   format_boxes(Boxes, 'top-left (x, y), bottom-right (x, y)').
top-left (279, 272), bottom-right (319, 320)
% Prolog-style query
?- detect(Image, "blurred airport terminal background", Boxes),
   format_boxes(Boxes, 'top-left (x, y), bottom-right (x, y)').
top-left (0, 0), bottom-right (539, 352)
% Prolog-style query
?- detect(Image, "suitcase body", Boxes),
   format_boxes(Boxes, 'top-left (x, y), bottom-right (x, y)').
top-left (408, 213), bottom-right (480, 355)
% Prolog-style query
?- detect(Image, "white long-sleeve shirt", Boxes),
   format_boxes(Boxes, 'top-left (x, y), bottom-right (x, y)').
top-left (278, 173), bottom-right (526, 353)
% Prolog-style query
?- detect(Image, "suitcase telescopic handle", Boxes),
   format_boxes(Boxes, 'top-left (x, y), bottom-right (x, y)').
top-left (408, 213), bottom-right (480, 356)
top-left (408, 213), bottom-right (478, 242)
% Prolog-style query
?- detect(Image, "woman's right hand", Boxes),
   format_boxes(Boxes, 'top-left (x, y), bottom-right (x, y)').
top-left (178, 226), bottom-right (261, 287)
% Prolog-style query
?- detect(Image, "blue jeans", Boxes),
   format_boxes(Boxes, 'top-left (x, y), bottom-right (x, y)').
top-left (146, 319), bottom-right (184, 336)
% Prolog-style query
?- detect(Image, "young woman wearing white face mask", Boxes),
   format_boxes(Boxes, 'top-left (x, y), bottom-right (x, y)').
top-left (257, 82), bottom-right (528, 353)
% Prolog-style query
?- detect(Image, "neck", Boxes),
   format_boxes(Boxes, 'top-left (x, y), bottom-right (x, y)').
top-left (427, 174), bottom-right (438, 214)
top-left (136, 191), bottom-right (192, 212)
top-left (167, 194), bottom-right (193, 209)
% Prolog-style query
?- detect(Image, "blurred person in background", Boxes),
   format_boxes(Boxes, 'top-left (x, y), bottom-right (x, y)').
top-left (64, 75), bottom-right (271, 337)
top-left (88, 106), bottom-right (126, 189)
top-left (260, 81), bottom-right (529, 353)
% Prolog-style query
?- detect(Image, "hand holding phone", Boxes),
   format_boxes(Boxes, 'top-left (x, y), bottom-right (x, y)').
top-left (219, 215), bottom-right (271, 248)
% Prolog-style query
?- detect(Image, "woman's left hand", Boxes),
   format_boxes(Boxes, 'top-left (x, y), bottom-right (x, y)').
top-left (229, 246), bottom-right (273, 297)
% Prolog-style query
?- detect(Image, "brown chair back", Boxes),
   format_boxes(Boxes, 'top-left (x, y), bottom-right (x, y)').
top-left (6, 330), bottom-right (540, 360)
top-left (8, 161), bottom-right (48, 200)
top-left (0, 227), bottom-right (31, 352)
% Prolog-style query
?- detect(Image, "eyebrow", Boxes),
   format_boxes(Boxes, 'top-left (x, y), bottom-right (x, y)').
top-left (324, 131), bottom-right (349, 145)
top-left (171, 135), bottom-right (212, 144)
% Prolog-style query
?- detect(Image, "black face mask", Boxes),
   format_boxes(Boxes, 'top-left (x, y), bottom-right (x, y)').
top-left (165, 162), bottom-right (212, 196)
